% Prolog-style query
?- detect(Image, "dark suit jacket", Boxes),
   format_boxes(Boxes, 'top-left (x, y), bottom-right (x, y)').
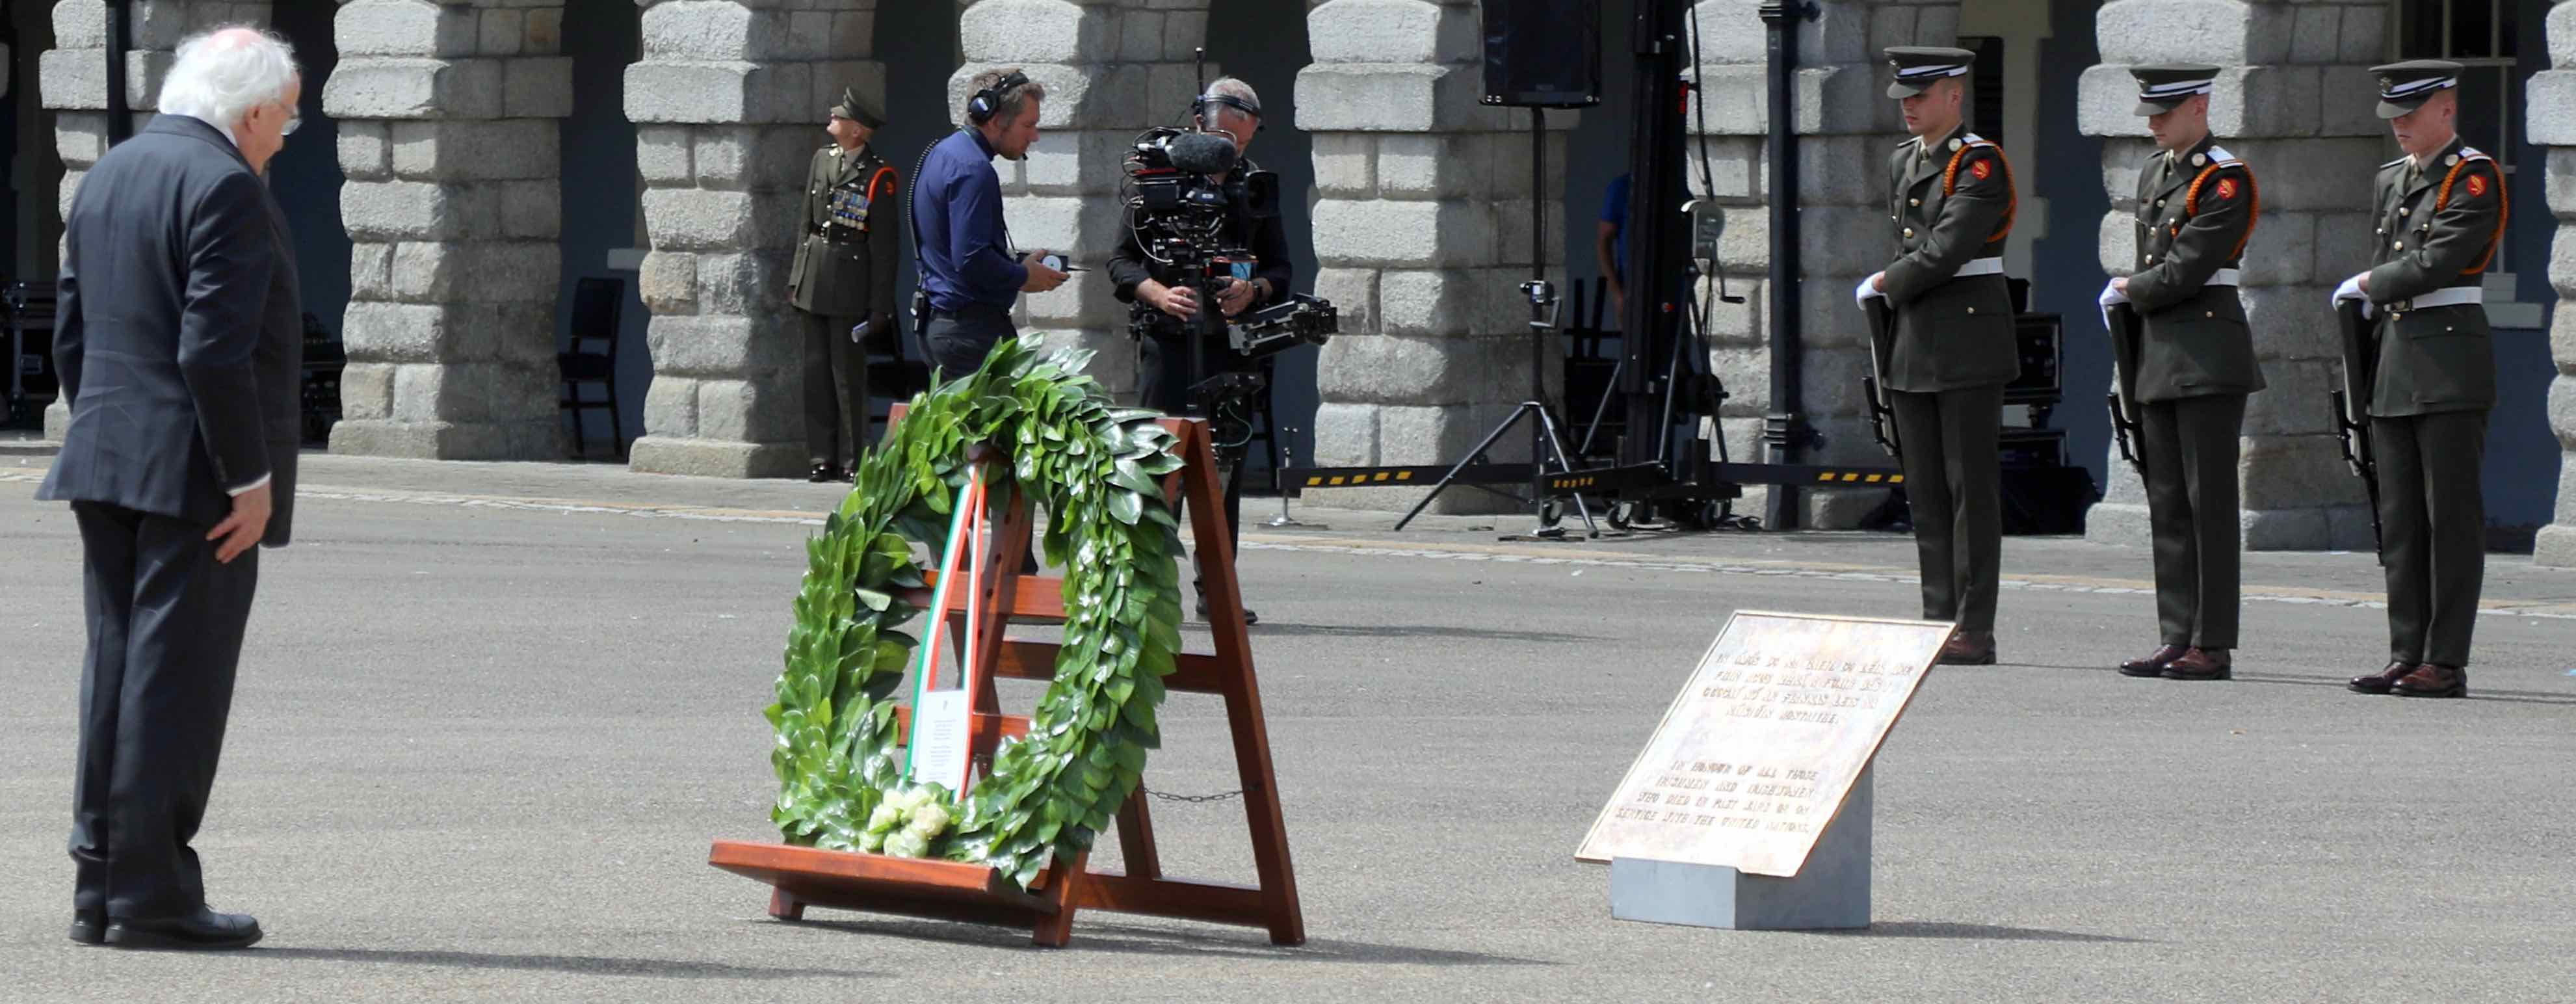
top-left (38, 114), bottom-right (304, 546)
top-left (1878, 125), bottom-right (2019, 393)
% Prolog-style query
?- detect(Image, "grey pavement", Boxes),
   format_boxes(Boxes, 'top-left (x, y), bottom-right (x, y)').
top-left (2, 451), bottom-right (2572, 1001)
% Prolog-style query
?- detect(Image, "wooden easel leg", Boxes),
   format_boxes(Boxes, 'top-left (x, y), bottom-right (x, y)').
top-left (1169, 420), bottom-right (1306, 947)
top-left (1116, 789), bottom-right (1163, 880)
top-left (1031, 852), bottom-right (1091, 947)
top-left (768, 887), bottom-right (806, 922)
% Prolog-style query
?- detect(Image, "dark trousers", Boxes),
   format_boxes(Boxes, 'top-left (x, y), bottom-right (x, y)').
top-left (920, 302), bottom-right (1018, 384)
top-left (2138, 393), bottom-right (2247, 649)
top-left (1136, 328), bottom-right (1255, 553)
top-left (1889, 384), bottom-right (2003, 633)
top-left (799, 310), bottom-right (869, 468)
top-left (69, 501), bottom-right (260, 921)
top-left (2373, 410), bottom-right (2488, 667)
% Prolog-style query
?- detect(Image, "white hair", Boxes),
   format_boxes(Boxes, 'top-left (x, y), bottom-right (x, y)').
top-left (155, 25), bottom-right (298, 128)
top-left (1204, 77), bottom-right (1261, 123)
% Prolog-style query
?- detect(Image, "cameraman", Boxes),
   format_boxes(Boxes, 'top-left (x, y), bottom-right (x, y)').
top-left (1109, 77), bottom-right (1293, 624)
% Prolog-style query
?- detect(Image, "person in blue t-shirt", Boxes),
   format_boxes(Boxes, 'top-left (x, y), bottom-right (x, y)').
top-left (1594, 173), bottom-right (1631, 319)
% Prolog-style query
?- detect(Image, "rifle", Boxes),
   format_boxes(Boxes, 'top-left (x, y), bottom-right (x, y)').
top-left (1860, 294), bottom-right (1901, 458)
top-left (2102, 301), bottom-right (2148, 479)
top-left (2327, 295), bottom-right (2382, 552)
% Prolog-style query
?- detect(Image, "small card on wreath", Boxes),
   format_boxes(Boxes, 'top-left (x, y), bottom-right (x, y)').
top-left (1575, 611), bottom-right (1951, 877)
top-left (911, 689), bottom-right (971, 793)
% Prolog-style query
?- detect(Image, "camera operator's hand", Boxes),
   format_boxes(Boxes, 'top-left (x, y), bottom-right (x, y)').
top-left (1143, 280), bottom-right (1200, 321)
top-left (1217, 277), bottom-right (1259, 318)
top-left (1022, 250), bottom-right (1070, 293)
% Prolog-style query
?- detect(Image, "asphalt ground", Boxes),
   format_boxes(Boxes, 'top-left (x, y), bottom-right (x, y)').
top-left (2, 452), bottom-right (2571, 1001)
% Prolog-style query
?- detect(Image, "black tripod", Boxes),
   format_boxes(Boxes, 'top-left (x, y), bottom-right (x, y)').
top-left (1394, 108), bottom-right (1599, 538)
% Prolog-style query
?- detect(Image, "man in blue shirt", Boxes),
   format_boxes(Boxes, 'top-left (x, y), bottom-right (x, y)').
top-left (1595, 173), bottom-right (1631, 318)
top-left (910, 67), bottom-right (1068, 379)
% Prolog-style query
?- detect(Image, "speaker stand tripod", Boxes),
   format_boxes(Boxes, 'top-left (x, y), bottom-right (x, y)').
top-left (1394, 108), bottom-right (1598, 538)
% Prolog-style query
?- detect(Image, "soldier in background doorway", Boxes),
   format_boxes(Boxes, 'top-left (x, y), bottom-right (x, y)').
top-left (787, 86), bottom-right (900, 482)
top-left (1861, 47), bottom-right (2019, 666)
top-left (2107, 64), bottom-right (2264, 683)
top-left (2340, 61), bottom-right (2505, 700)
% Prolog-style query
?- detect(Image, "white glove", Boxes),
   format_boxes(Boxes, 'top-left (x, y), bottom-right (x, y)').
top-left (2097, 279), bottom-right (2129, 330)
top-left (2332, 272), bottom-right (2374, 319)
top-left (1853, 272), bottom-right (1886, 307)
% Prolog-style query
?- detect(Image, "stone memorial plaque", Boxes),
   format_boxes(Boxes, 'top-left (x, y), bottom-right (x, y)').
top-left (1575, 611), bottom-right (1951, 877)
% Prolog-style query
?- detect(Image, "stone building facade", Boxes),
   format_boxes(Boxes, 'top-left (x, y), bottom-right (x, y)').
top-left (24, 0), bottom-right (2575, 557)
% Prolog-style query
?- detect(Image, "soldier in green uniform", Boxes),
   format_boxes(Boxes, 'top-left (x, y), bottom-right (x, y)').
top-left (1861, 47), bottom-right (2020, 665)
top-left (787, 86), bottom-right (900, 482)
top-left (2105, 65), bottom-right (2265, 683)
top-left (2339, 61), bottom-right (2506, 700)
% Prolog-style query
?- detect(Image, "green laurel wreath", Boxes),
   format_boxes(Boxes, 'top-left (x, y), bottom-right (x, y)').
top-left (765, 333), bottom-right (1187, 889)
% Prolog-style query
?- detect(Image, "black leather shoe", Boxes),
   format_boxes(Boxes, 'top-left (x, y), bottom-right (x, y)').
top-left (2392, 663), bottom-right (2467, 699)
top-left (1195, 598), bottom-right (1257, 625)
top-left (2160, 648), bottom-right (2233, 681)
top-left (2118, 644), bottom-right (2187, 678)
top-left (104, 908), bottom-right (263, 950)
top-left (807, 463), bottom-right (839, 483)
top-left (1936, 631), bottom-right (1995, 665)
top-left (2348, 660), bottom-right (2413, 694)
top-left (69, 910), bottom-right (105, 945)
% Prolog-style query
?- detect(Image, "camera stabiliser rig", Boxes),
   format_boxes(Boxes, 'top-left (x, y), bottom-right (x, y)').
top-left (1119, 51), bottom-right (1338, 466)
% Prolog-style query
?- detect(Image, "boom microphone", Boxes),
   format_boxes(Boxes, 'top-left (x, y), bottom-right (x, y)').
top-left (1167, 131), bottom-right (1240, 175)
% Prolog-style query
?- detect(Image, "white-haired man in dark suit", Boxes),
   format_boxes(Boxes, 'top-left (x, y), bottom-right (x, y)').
top-left (39, 24), bottom-right (306, 951)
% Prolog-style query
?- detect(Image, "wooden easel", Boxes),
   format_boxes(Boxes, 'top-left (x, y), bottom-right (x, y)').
top-left (709, 415), bottom-right (1305, 947)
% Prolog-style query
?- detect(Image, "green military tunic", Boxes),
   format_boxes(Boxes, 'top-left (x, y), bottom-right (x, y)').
top-left (2361, 134), bottom-right (2504, 668)
top-left (2123, 135), bottom-right (2264, 651)
top-left (788, 142), bottom-right (900, 469)
top-left (1879, 123), bottom-right (2017, 634)
top-left (789, 142), bottom-right (900, 323)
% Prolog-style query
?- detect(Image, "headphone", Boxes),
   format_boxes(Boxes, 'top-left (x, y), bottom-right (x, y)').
top-left (966, 70), bottom-right (1030, 125)
top-left (1190, 90), bottom-right (1264, 133)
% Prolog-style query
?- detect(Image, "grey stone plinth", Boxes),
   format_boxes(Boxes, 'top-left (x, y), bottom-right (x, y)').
top-left (1608, 767), bottom-right (1873, 931)
top-left (626, 436), bottom-right (808, 479)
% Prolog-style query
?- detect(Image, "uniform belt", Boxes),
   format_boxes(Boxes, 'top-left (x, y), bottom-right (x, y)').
top-left (1953, 258), bottom-right (2004, 278)
top-left (2392, 287), bottom-right (2481, 311)
top-left (2205, 268), bottom-right (2241, 287)
top-left (811, 223), bottom-right (860, 239)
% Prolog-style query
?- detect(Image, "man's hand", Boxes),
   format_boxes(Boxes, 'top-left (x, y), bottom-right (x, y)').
top-left (1871, 272), bottom-right (1887, 293)
top-left (1217, 278), bottom-right (1258, 317)
top-left (1023, 250), bottom-right (1070, 293)
top-left (1145, 280), bottom-right (1200, 320)
top-left (2356, 272), bottom-right (2371, 295)
top-left (207, 482), bottom-right (272, 564)
top-left (2112, 277), bottom-right (2128, 295)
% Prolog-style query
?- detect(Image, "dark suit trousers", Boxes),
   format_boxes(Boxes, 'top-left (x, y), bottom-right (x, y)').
top-left (69, 501), bottom-right (259, 921)
top-left (2138, 394), bottom-right (2246, 649)
top-left (2373, 410), bottom-right (2487, 667)
top-left (799, 309), bottom-right (869, 468)
top-left (1889, 384), bottom-right (2003, 632)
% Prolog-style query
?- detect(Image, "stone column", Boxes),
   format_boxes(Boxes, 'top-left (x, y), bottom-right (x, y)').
top-left (1687, 0), bottom-right (1952, 528)
top-left (1298, 0), bottom-right (1568, 514)
top-left (2530, 0), bottom-right (2576, 566)
top-left (625, 0), bottom-right (882, 477)
top-left (2080, 0), bottom-right (2385, 551)
top-left (38, 0), bottom-right (273, 441)
top-left (326, 0), bottom-right (570, 460)
top-left (952, 0), bottom-right (1207, 404)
